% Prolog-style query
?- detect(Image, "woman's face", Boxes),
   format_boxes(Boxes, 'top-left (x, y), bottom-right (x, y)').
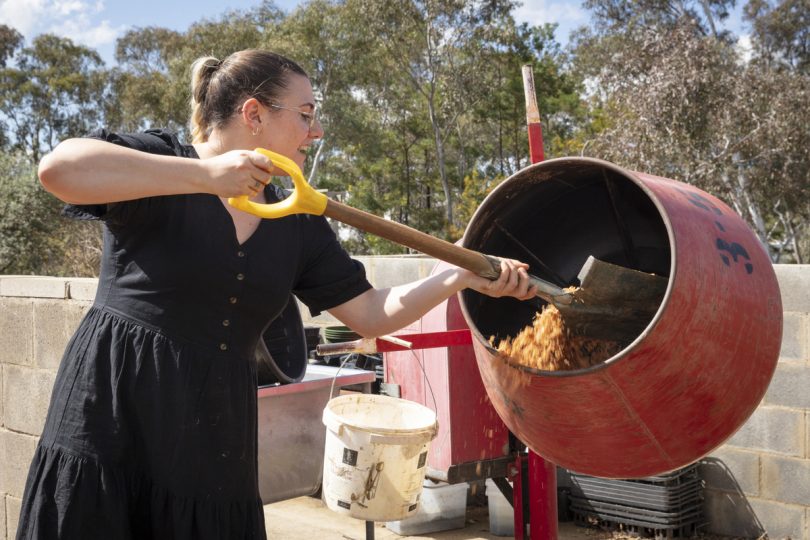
top-left (259, 74), bottom-right (323, 173)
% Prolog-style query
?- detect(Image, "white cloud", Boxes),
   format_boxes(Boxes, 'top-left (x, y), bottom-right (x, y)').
top-left (0, 0), bottom-right (125, 49)
top-left (0, 0), bottom-right (48, 35)
top-left (53, 0), bottom-right (87, 16)
top-left (514, 0), bottom-right (588, 28)
top-left (49, 18), bottom-right (123, 47)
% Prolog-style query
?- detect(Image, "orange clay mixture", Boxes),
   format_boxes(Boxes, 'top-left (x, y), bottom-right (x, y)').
top-left (491, 305), bottom-right (621, 371)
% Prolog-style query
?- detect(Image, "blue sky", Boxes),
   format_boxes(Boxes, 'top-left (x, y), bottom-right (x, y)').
top-left (1, 0), bottom-right (747, 66)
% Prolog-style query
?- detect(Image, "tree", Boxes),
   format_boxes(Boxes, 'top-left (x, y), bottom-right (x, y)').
top-left (107, 4), bottom-right (286, 137)
top-left (745, 0), bottom-right (809, 73)
top-left (0, 150), bottom-right (101, 276)
top-left (582, 0), bottom-right (737, 39)
top-left (341, 0), bottom-right (521, 231)
top-left (106, 27), bottom-right (187, 133)
top-left (572, 1), bottom-right (810, 261)
top-left (0, 24), bottom-right (22, 68)
top-left (0, 34), bottom-right (108, 162)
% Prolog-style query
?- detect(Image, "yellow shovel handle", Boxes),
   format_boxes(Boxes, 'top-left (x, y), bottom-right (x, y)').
top-left (227, 148), bottom-right (328, 219)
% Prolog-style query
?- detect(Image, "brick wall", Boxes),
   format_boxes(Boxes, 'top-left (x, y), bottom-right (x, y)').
top-left (699, 265), bottom-right (810, 540)
top-left (0, 262), bottom-right (808, 539)
top-left (0, 277), bottom-right (95, 540)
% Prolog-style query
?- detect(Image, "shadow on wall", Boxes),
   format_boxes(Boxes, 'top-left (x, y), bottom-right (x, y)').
top-left (699, 457), bottom-right (766, 538)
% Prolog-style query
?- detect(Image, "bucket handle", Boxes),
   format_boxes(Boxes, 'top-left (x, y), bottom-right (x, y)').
top-left (368, 429), bottom-right (437, 446)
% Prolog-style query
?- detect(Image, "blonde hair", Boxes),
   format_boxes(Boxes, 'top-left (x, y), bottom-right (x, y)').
top-left (188, 49), bottom-right (308, 143)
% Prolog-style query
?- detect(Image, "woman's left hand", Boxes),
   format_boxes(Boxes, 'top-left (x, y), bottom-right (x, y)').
top-left (463, 259), bottom-right (537, 301)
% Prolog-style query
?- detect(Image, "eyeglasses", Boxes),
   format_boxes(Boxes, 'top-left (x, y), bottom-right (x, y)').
top-left (268, 103), bottom-right (318, 131)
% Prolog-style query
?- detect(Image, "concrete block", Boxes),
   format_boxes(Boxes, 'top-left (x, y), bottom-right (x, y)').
top-left (6, 495), bottom-right (20, 540)
top-left (0, 429), bottom-right (38, 498)
top-left (775, 264), bottom-right (810, 313)
top-left (761, 454), bottom-right (810, 506)
top-left (749, 497), bottom-right (807, 540)
top-left (380, 257), bottom-right (424, 287)
top-left (780, 312), bottom-right (808, 361)
top-left (353, 256), bottom-right (375, 286)
top-left (357, 256), bottom-right (429, 288)
top-left (700, 447), bottom-right (760, 496)
top-left (0, 277), bottom-right (67, 299)
top-left (702, 489), bottom-right (767, 538)
top-left (2, 365), bottom-right (55, 436)
top-left (33, 300), bottom-right (89, 370)
top-left (727, 406), bottom-right (805, 457)
top-left (0, 299), bottom-right (34, 368)
top-left (67, 278), bottom-right (98, 301)
top-left (765, 361), bottom-right (810, 409)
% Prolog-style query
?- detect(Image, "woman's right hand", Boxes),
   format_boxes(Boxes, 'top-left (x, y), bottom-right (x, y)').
top-left (198, 150), bottom-right (276, 198)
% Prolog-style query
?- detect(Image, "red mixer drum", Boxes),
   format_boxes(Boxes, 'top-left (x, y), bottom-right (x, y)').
top-left (459, 157), bottom-right (782, 479)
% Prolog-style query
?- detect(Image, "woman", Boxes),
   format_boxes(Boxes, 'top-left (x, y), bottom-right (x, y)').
top-left (17, 49), bottom-right (536, 539)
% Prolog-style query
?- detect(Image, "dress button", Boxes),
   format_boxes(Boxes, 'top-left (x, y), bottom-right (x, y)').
top-left (222, 319), bottom-right (230, 327)
top-left (237, 251), bottom-right (245, 258)
top-left (236, 273), bottom-right (245, 281)
top-left (229, 297), bottom-right (238, 304)
top-left (219, 343), bottom-right (228, 351)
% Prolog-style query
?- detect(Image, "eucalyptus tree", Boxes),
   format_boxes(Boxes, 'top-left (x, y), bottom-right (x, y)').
top-left (0, 24), bottom-right (22, 68)
top-left (745, 0), bottom-right (809, 73)
top-left (107, 27), bottom-right (187, 133)
top-left (0, 33), bottom-right (108, 161)
top-left (107, 3), bottom-right (286, 138)
top-left (572, 0), bottom-right (809, 261)
top-left (341, 0), bottom-right (521, 231)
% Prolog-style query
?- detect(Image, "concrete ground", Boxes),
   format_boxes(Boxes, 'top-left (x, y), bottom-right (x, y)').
top-left (263, 496), bottom-right (600, 540)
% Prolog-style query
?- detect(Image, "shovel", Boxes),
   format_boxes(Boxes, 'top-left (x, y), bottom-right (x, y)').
top-left (229, 149), bottom-right (668, 343)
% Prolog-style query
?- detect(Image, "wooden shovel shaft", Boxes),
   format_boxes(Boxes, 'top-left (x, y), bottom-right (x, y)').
top-left (324, 199), bottom-right (569, 303)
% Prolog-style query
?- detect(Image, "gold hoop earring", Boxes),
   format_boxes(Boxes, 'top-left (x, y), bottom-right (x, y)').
top-left (252, 126), bottom-right (261, 136)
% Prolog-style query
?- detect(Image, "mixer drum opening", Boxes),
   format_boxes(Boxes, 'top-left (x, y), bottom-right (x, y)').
top-left (457, 157), bottom-right (782, 478)
top-left (461, 158), bottom-right (671, 351)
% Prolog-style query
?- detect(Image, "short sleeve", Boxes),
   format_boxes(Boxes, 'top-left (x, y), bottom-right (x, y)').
top-left (293, 215), bottom-right (372, 316)
top-left (61, 129), bottom-right (186, 228)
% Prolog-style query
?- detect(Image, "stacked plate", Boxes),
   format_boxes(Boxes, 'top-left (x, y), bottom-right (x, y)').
top-left (323, 325), bottom-right (361, 343)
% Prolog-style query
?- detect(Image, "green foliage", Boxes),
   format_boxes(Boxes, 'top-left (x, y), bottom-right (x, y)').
top-left (0, 152), bottom-right (50, 273)
top-left (3, 0), bottom-right (806, 270)
top-left (0, 24), bottom-right (22, 68)
top-left (0, 34), bottom-right (108, 161)
top-left (745, 0), bottom-right (810, 73)
top-left (0, 151), bottom-right (102, 276)
top-left (572, 1), bottom-right (810, 262)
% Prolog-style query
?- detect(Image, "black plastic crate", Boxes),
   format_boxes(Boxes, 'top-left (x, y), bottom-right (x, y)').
top-left (570, 476), bottom-right (703, 512)
top-left (568, 465), bottom-right (703, 538)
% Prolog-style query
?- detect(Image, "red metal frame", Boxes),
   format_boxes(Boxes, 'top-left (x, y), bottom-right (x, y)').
top-left (374, 330), bottom-right (472, 352)
top-left (518, 64), bottom-right (558, 540)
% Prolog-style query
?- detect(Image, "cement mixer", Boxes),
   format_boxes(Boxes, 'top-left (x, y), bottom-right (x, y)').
top-left (238, 129), bottom-right (780, 483)
top-left (459, 156), bottom-right (782, 478)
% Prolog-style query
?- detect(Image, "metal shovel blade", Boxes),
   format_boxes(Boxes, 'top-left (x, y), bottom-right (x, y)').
top-left (550, 256), bottom-right (668, 343)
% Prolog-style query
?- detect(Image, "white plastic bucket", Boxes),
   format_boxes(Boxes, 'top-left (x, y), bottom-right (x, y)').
top-left (321, 394), bottom-right (438, 521)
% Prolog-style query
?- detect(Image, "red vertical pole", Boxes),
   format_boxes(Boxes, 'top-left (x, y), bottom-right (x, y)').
top-left (521, 64), bottom-right (558, 540)
top-left (523, 65), bottom-right (545, 164)
top-left (511, 454), bottom-right (525, 540)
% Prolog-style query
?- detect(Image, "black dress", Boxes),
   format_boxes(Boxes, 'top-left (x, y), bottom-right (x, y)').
top-left (16, 130), bottom-right (372, 540)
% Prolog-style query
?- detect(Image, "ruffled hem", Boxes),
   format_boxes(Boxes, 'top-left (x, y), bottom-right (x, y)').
top-left (17, 445), bottom-right (266, 540)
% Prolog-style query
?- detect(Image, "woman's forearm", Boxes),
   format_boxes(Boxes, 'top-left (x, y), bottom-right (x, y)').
top-left (328, 260), bottom-right (535, 338)
top-left (38, 138), bottom-right (208, 204)
top-left (329, 268), bottom-right (470, 337)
